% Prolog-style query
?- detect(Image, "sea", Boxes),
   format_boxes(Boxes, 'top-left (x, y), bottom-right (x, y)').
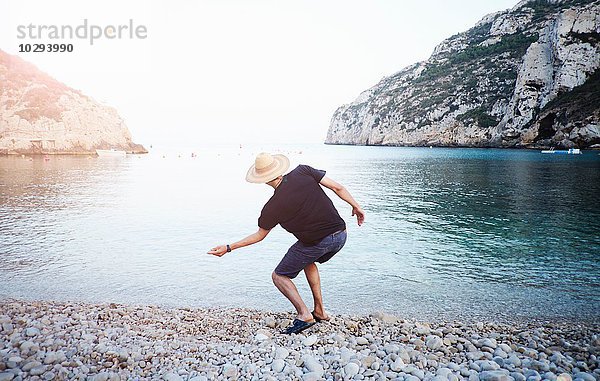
top-left (1, 144), bottom-right (599, 322)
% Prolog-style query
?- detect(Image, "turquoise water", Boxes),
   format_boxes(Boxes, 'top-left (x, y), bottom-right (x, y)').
top-left (0, 145), bottom-right (599, 322)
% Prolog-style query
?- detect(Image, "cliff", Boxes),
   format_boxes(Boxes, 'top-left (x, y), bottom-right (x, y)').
top-left (0, 50), bottom-right (146, 154)
top-left (326, 0), bottom-right (600, 149)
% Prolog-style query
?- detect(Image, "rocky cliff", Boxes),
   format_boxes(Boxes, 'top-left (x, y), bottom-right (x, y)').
top-left (0, 50), bottom-right (146, 154)
top-left (326, 0), bottom-right (600, 149)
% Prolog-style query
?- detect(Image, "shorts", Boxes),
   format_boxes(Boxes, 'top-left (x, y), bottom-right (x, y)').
top-left (274, 230), bottom-right (347, 279)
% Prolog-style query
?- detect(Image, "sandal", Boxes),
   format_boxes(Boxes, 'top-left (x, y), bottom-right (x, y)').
top-left (283, 318), bottom-right (315, 334)
top-left (311, 311), bottom-right (331, 323)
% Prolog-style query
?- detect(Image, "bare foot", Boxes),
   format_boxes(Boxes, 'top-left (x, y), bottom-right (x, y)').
top-left (297, 312), bottom-right (315, 323)
top-left (312, 310), bottom-right (330, 321)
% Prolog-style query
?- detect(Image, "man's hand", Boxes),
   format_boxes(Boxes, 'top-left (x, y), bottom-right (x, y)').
top-left (320, 176), bottom-right (364, 226)
top-left (206, 229), bottom-right (270, 257)
top-left (352, 206), bottom-right (365, 226)
top-left (207, 245), bottom-right (228, 257)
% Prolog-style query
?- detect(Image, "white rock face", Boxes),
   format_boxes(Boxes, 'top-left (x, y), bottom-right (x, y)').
top-left (327, 0), bottom-right (600, 149)
top-left (0, 50), bottom-right (145, 154)
top-left (490, 12), bottom-right (533, 36)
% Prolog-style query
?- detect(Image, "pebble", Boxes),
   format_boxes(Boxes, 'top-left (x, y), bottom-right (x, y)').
top-left (437, 368), bottom-right (453, 378)
top-left (22, 361), bottom-right (42, 371)
top-left (480, 370), bottom-right (511, 381)
top-left (573, 373), bottom-right (595, 381)
top-left (384, 343), bottom-right (399, 353)
top-left (362, 355), bottom-right (377, 368)
top-left (478, 338), bottom-right (498, 349)
top-left (339, 347), bottom-right (352, 365)
top-left (30, 366), bottom-right (47, 376)
top-left (2, 323), bottom-right (14, 334)
top-left (302, 372), bottom-right (323, 381)
top-left (344, 362), bottom-right (360, 377)
top-left (415, 324), bottom-right (430, 335)
top-left (480, 360), bottom-right (500, 371)
top-left (498, 344), bottom-right (512, 353)
top-left (275, 347), bottom-right (289, 359)
top-left (7, 357), bottom-right (22, 364)
top-left (506, 354), bottom-right (522, 367)
top-left (303, 356), bottom-right (323, 375)
top-left (303, 335), bottom-right (318, 346)
top-left (556, 374), bottom-right (572, 381)
top-left (525, 370), bottom-right (541, 379)
top-left (162, 373), bottom-right (182, 381)
top-left (0, 300), bottom-right (595, 381)
top-left (426, 335), bottom-right (444, 350)
top-left (447, 363), bottom-right (460, 371)
top-left (390, 358), bottom-right (405, 372)
top-left (265, 316), bottom-right (277, 328)
top-left (25, 327), bottom-right (41, 336)
top-left (371, 311), bottom-right (398, 324)
top-left (272, 359), bottom-right (285, 373)
top-left (398, 348), bottom-right (411, 363)
top-left (255, 333), bottom-right (269, 342)
top-left (44, 352), bottom-right (58, 365)
top-left (222, 364), bottom-right (237, 378)
top-left (93, 373), bottom-right (109, 381)
top-left (495, 349), bottom-right (508, 359)
top-left (412, 368), bottom-right (425, 379)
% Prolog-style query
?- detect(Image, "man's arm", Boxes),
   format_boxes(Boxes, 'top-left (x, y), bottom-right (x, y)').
top-left (319, 176), bottom-right (365, 226)
top-left (207, 227), bottom-right (271, 257)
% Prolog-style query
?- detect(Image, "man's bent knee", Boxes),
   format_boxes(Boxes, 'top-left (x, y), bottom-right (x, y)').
top-left (272, 271), bottom-right (289, 283)
top-left (304, 262), bottom-right (317, 272)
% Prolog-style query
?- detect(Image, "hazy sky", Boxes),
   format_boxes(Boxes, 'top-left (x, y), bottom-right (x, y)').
top-left (1, 0), bottom-right (519, 147)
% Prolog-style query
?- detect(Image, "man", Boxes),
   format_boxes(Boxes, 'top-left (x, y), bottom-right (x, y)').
top-left (208, 152), bottom-right (365, 334)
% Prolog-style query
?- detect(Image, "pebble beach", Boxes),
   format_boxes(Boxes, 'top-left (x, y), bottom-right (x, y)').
top-left (0, 300), bottom-right (598, 381)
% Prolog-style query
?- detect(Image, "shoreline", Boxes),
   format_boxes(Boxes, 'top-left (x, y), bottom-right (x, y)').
top-left (1, 299), bottom-right (598, 381)
top-left (1, 295), bottom-right (598, 327)
top-left (0, 151), bottom-right (148, 156)
top-left (323, 142), bottom-right (600, 150)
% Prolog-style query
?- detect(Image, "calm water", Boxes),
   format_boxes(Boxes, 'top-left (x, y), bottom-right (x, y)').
top-left (1, 145), bottom-right (599, 322)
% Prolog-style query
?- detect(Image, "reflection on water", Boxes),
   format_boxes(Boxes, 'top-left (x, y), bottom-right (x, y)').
top-left (0, 146), bottom-right (599, 322)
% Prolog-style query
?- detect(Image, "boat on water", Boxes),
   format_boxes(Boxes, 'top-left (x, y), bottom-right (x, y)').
top-left (541, 148), bottom-right (581, 155)
top-left (96, 149), bottom-right (126, 157)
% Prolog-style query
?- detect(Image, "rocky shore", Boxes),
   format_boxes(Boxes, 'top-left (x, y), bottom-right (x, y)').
top-left (0, 300), bottom-right (598, 381)
top-left (326, 0), bottom-right (600, 149)
top-left (0, 50), bottom-right (146, 155)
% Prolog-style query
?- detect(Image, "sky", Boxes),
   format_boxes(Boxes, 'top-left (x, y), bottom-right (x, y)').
top-left (1, 0), bottom-right (519, 147)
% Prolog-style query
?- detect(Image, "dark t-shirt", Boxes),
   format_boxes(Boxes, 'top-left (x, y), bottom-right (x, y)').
top-left (258, 165), bottom-right (346, 245)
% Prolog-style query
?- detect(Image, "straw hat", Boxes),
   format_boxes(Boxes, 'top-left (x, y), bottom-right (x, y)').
top-left (246, 152), bottom-right (290, 183)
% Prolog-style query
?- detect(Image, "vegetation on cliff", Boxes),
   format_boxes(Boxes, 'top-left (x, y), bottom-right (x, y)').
top-left (327, 0), bottom-right (600, 149)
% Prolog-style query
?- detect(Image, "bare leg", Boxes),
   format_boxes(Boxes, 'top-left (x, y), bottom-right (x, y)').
top-left (271, 272), bottom-right (313, 322)
top-left (304, 263), bottom-right (329, 320)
